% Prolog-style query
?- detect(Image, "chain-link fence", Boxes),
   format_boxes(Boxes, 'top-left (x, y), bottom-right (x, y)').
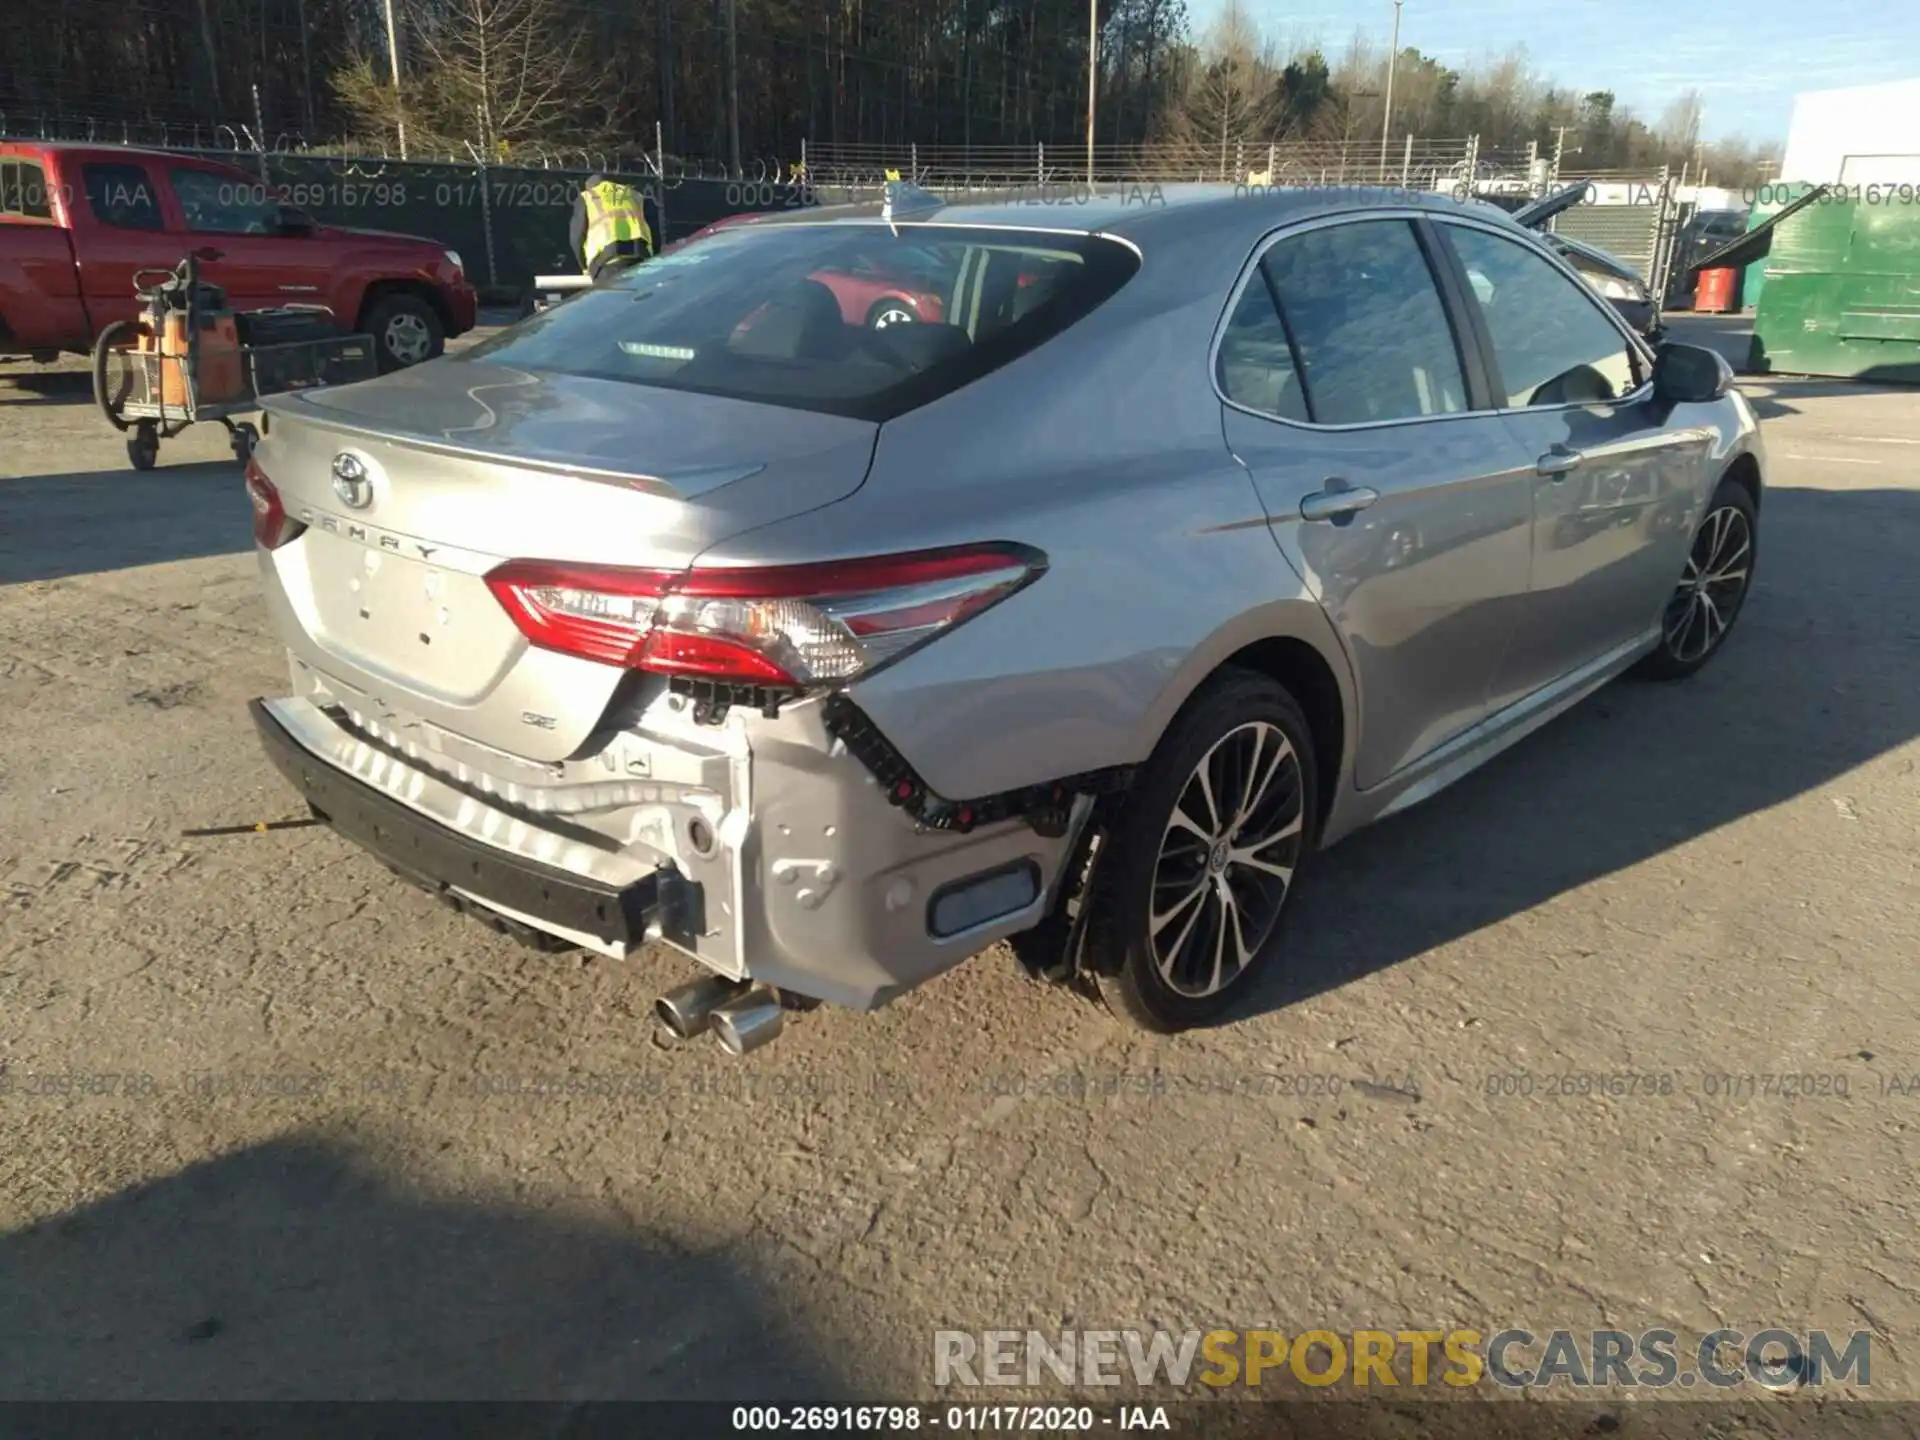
top-left (5, 110), bottom-right (1699, 300)
top-left (795, 137), bottom-right (1553, 191)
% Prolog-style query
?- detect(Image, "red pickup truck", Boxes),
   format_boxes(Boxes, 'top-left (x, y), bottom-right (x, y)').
top-left (1, 143), bottom-right (476, 372)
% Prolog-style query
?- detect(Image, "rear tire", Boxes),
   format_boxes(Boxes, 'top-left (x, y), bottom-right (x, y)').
top-left (362, 292), bottom-right (445, 372)
top-left (1633, 476), bottom-right (1757, 681)
top-left (1082, 670), bottom-right (1317, 1033)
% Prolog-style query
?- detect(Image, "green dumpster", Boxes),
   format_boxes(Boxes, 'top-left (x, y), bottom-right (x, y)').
top-left (1748, 190), bottom-right (1920, 382)
top-left (1740, 183), bottom-right (1817, 313)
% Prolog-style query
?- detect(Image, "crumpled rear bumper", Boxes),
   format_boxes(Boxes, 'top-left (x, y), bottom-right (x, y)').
top-left (251, 697), bottom-right (704, 952)
top-left (250, 690), bottom-right (1088, 1011)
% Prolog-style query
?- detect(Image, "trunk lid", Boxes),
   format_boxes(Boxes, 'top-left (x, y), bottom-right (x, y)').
top-left (255, 360), bottom-right (878, 761)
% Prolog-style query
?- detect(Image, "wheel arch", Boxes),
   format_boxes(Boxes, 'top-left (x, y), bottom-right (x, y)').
top-left (356, 278), bottom-right (455, 337)
top-left (1211, 636), bottom-right (1347, 842)
top-left (1130, 607), bottom-right (1355, 845)
top-left (1720, 448), bottom-right (1763, 514)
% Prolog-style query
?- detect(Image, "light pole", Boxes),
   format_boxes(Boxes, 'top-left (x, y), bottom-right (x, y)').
top-left (1378, 0), bottom-right (1402, 179)
top-left (727, 0), bottom-right (741, 177)
top-left (383, 0), bottom-right (408, 158)
top-left (1086, 0), bottom-right (1098, 188)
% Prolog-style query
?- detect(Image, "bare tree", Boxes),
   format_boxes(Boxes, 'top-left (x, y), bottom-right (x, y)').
top-left (1656, 88), bottom-right (1704, 159)
top-left (335, 0), bottom-right (619, 155)
top-left (1162, 0), bottom-right (1280, 178)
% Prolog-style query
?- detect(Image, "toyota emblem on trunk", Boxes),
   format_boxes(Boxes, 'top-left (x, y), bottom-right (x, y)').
top-left (332, 453), bottom-right (374, 509)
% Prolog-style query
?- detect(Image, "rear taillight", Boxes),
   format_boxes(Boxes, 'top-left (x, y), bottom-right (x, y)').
top-left (485, 544), bottom-right (1046, 687)
top-left (244, 457), bottom-right (303, 550)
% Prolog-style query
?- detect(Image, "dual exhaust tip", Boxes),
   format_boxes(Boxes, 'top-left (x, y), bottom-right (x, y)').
top-left (654, 975), bottom-right (784, 1056)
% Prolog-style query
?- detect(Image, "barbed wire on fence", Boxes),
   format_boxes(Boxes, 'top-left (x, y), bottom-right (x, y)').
top-left (2, 110), bottom-right (1699, 200)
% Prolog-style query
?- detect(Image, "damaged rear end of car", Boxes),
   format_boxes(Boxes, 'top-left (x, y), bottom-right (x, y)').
top-left (247, 213), bottom-right (1144, 1044)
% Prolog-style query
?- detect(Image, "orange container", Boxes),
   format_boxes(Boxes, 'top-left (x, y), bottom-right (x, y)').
top-left (197, 314), bottom-right (244, 404)
top-left (1693, 266), bottom-right (1738, 314)
top-left (143, 309), bottom-right (244, 408)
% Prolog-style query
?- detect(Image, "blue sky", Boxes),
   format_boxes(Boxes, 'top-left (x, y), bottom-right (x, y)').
top-left (1203, 0), bottom-right (1920, 143)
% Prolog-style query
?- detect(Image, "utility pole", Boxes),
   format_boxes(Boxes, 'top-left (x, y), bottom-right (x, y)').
top-left (295, 0), bottom-right (314, 136)
top-left (1086, 0), bottom-right (1098, 188)
top-left (726, 0), bottom-right (741, 176)
top-left (1378, 0), bottom-right (1402, 179)
top-left (382, 0), bottom-right (407, 158)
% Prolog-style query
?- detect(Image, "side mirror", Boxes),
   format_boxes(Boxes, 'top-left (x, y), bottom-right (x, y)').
top-left (276, 205), bottom-right (316, 236)
top-left (1652, 341), bottom-right (1733, 404)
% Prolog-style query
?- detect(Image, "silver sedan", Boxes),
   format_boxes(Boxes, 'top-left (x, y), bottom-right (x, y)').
top-left (243, 182), bottom-right (1763, 1051)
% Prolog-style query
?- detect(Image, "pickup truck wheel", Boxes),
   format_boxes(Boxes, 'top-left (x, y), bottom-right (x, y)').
top-left (362, 293), bottom-right (444, 372)
top-left (1081, 670), bottom-right (1316, 1033)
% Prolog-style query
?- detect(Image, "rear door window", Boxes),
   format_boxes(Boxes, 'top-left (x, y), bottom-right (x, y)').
top-left (1259, 219), bottom-right (1469, 425)
top-left (1, 159), bottom-right (54, 220)
top-left (82, 162), bottom-right (163, 231)
top-left (459, 222), bottom-right (1139, 420)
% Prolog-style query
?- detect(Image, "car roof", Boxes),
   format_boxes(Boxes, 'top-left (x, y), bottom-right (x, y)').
top-left (739, 181), bottom-right (1531, 250)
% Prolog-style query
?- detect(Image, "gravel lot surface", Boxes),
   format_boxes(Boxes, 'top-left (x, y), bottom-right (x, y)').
top-left (2, 318), bottom-right (1917, 1430)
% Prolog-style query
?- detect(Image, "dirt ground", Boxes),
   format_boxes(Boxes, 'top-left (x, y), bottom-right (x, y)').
top-left (2, 319), bottom-right (1918, 1422)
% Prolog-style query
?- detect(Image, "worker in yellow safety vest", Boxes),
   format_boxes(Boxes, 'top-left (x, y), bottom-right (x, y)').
top-left (569, 174), bottom-right (657, 279)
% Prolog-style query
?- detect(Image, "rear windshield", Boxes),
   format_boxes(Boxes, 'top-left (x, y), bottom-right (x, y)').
top-left (458, 222), bottom-right (1140, 420)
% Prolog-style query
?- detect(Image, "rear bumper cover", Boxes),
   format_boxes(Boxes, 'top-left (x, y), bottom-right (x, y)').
top-left (250, 686), bottom-right (1086, 1010)
top-left (251, 698), bottom-right (703, 951)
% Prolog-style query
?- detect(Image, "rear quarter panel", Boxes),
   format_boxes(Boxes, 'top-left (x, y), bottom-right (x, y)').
top-left (0, 146), bottom-right (88, 351)
top-left (0, 218), bottom-right (84, 352)
top-left (39, 149), bottom-right (175, 338)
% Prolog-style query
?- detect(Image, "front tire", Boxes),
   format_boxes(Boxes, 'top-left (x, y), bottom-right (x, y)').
top-left (1083, 670), bottom-right (1317, 1033)
top-left (1634, 477), bottom-right (1757, 680)
top-left (362, 292), bottom-right (445, 372)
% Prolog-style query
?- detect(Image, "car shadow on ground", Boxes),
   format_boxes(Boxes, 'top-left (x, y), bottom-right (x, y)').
top-left (0, 370), bottom-right (95, 406)
top-left (0, 1131), bottom-right (848, 1407)
top-left (0, 460), bottom-right (247, 585)
top-left (1234, 483), bottom-right (1920, 1022)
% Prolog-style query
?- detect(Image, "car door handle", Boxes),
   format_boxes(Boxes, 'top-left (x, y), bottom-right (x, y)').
top-left (1537, 446), bottom-right (1585, 478)
top-left (1299, 485), bottom-right (1380, 522)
